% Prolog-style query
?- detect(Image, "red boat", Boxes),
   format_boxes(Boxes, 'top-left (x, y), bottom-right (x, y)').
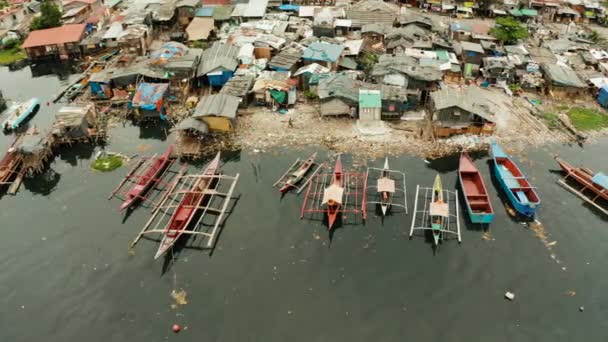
top-left (323, 155), bottom-right (344, 230)
top-left (555, 157), bottom-right (608, 214)
top-left (154, 152), bottom-right (221, 259)
top-left (0, 141), bottom-right (21, 186)
top-left (119, 145), bottom-right (174, 211)
top-left (458, 153), bottom-right (494, 224)
top-left (279, 152), bottom-right (317, 193)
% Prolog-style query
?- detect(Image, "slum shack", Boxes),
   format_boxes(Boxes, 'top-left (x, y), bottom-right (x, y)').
top-left (542, 63), bottom-right (588, 98)
top-left (197, 42), bottom-right (239, 87)
top-left (317, 73), bottom-right (359, 117)
top-left (358, 89), bottom-right (382, 121)
top-left (22, 24), bottom-right (86, 60)
top-left (482, 57), bottom-right (516, 84)
top-left (130, 83), bottom-right (170, 119)
top-left (12, 131), bottom-right (53, 176)
top-left (220, 74), bottom-right (255, 107)
top-left (51, 104), bottom-right (103, 145)
top-left (173, 117), bottom-right (209, 158)
top-left (192, 94), bottom-right (240, 132)
top-left (429, 87), bottom-right (496, 138)
top-left (252, 71), bottom-right (295, 108)
top-left (302, 42), bottom-right (344, 71)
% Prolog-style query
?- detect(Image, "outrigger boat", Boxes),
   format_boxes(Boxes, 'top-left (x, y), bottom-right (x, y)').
top-left (154, 152), bottom-right (221, 259)
top-left (119, 145), bottom-right (173, 211)
top-left (365, 158), bottom-right (407, 217)
top-left (430, 175), bottom-right (447, 245)
top-left (378, 158), bottom-right (392, 215)
top-left (555, 157), bottom-right (608, 215)
top-left (276, 152), bottom-right (319, 193)
top-left (0, 141), bottom-right (21, 186)
top-left (458, 152), bottom-right (494, 224)
top-left (3, 98), bottom-right (40, 132)
top-left (323, 156), bottom-right (344, 230)
top-left (490, 142), bottom-right (540, 217)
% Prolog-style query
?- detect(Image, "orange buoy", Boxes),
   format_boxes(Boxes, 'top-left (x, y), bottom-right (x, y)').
top-left (172, 324), bottom-right (181, 333)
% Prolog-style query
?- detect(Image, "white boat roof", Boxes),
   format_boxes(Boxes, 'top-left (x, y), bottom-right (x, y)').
top-left (377, 178), bottom-right (395, 193)
top-left (430, 202), bottom-right (449, 217)
top-left (323, 184), bottom-right (344, 205)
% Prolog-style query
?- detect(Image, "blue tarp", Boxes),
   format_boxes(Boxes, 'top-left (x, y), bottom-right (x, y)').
top-left (592, 172), bottom-right (608, 190)
top-left (131, 83), bottom-right (169, 111)
top-left (278, 4), bottom-right (300, 11)
top-left (150, 42), bottom-right (188, 61)
top-left (598, 86), bottom-right (608, 108)
top-left (195, 7), bottom-right (215, 17)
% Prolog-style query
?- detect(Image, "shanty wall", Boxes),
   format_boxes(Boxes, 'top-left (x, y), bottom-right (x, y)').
top-left (433, 123), bottom-right (495, 138)
top-left (201, 116), bottom-right (234, 132)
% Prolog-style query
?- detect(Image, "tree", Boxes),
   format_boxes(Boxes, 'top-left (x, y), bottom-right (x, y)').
top-left (30, 1), bottom-right (62, 31)
top-left (489, 16), bottom-right (529, 44)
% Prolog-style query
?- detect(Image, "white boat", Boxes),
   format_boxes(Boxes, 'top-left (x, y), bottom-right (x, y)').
top-left (3, 98), bottom-right (40, 131)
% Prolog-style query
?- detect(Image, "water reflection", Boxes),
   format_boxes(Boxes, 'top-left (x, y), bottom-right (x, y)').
top-left (56, 144), bottom-right (96, 166)
top-left (23, 167), bottom-right (61, 196)
top-left (29, 61), bottom-right (77, 80)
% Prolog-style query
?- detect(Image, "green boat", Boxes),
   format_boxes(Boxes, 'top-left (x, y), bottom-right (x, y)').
top-left (430, 175), bottom-right (448, 246)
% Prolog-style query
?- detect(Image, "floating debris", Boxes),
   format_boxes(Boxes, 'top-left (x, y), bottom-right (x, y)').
top-left (565, 290), bottom-right (576, 297)
top-left (505, 292), bottom-right (515, 301)
top-left (170, 289), bottom-right (188, 309)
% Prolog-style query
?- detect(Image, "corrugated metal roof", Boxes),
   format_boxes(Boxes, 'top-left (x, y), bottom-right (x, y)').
top-left (232, 0), bottom-right (268, 17)
top-left (542, 63), bottom-right (587, 88)
top-left (460, 41), bottom-right (484, 54)
top-left (193, 94), bottom-right (241, 119)
top-left (174, 117), bottom-right (209, 133)
top-left (430, 87), bottom-right (495, 122)
top-left (197, 42), bottom-right (239, 76)
top-left (302, 42), bottom-right (344, 62)
top-left (220, 74), bottom-right (254, 97)
top-left (269, 48), bottom-right (302, 70)
top-left (346, 0), bottom-right (399, 26)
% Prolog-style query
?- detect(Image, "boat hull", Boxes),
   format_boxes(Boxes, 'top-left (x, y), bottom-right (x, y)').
top-left (490, 143), bottom-right (540, 218)
top-left (3, 98), bottom-right (40, 131)
top-left (458, 153), bottom-right (494, 224)
top-left (467, 208), bottom-right (494, 224)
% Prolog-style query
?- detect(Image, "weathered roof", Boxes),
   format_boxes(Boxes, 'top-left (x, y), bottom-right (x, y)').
top-left (359, 89), bottom-right (381, 108)
top-left (339, 57), bottom-right (358, 70)
top-left (220, 74), bottom-right (254, 97)
top-left (232, 0), bottom-right (268, 17)
top-left (361, 23), bottom-right (390, 35)
top-left (483, 56), bottom-right (515, 70)
top-left (23, 24), bottom-right (86, 48)
top-left (252, 71), bottom-right (292, 91)
top-left (386, 25), bottom-right (430, 41)
top-left (430, 87), bottom-right (495, 122)
top-left (268, 47), bottom-right (303, 70)
top-left (195, 7), bottom-right (214, 17)
top-left (346, 0), bottom-right (399, 27)
top-left (542, 63), bottom-right (587, 88)
top-left (398, 13), bottom-right (434, 28)
top-left (302, 42), bottom-right (344, 62)
top-left (372, 55), bottom-right (443, 82)
top-left (460, 41), bottom-right (485, 54)
top-left (212, 5), bottom-right (233, 20)
top-left (317, 73), bottom-right (360, 103)
top-left (176, 0), bottom-right (199, 8)
top-left (173, 117), bottom-right (209, 134)
top-left (197, 42), bottom-right (239, 76)
top-left (186, 17), bottom-right (214, 41)
top-left (193, 94), bottom-right (240, 119)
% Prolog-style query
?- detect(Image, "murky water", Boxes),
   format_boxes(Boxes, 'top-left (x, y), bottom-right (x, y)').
top-left (1, 66), bottom-right (607, 341)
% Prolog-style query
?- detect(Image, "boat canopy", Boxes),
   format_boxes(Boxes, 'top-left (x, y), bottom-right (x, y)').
top-left (323, 184), bottom-right (344, 205)
top-left (430, 202), bottom-right (449, 217)
top-left (377, 178), bottom-right (395, 193)
top-left (592, 172), bottom-right (608, 190)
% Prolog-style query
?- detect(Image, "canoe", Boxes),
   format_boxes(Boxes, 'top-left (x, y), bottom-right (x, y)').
top-left (379, 158), bottom-right (391, 216)
top-left (430, 174), bottom-right (445, 246)
top-left (154, 152), bottom-right (221, 259)
top-left (119, 145), bottom-right (173, 211)
top-left (325, 155), bottom-right (343, 230)
top-left (2, 98), bottom-right (40, 131)
top-left (279, 152), bottom-right (316, 193)
top-left (490, 142), bottom-right (540, 217)
top-left (458, 152), bottom-right (494, 224)
top-left (555, 157), bottom-right (608, 204)
top-left (0, 141), bottom-right (21, 184)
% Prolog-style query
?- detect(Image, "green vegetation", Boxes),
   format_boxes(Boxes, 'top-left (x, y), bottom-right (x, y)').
top-left (191, 41), bottom-right (209, 49)
top-left (360, 53), bottom-right (378, 75)
top-left (0, 0), bottom-right (8, 9)
top-left (91, 155), bottom-right (124, 172)
top-left (0, 40), bottom-right (27, 65)
top-left (567, 107), bottom-right (608, 131)
top-left (542, 112), bottom-right (559, 130)
top-left (30, 1), bottom-right (63, 31)
top-left (508, 84), bottom-right (521, 92)
top-left (304, 90), bottom-right (318, 101)
top-left (489, 16), bottom-right (529, 44)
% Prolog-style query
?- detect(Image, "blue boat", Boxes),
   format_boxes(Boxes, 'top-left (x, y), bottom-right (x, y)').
top-left (490, 142), bottom-right (540, 217)
top-left (459, 152), bottom-right (494, 224)
top-left (2, 98), bottom-right (40, 131)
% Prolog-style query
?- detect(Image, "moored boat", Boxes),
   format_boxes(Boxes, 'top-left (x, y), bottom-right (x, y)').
top-left (458, 152), bottom-right (494, 224)
top-left (2, 98), bottom-right (40, 132)
top-left (430, 174), bottom-right (446, 245)
top-left (119, 145), bottom-right (173, 211)
top-left (154, 152), bottom-right (221, 259)
top-left (0, 142), bottom-right (21, 185)
top-left (324, 155), bottom-right (344, 230)
top-left (379, 158), bottom-right (392, 216)
top-left (555, 157), bottom-right (608, 214)
top-left (490, 142), bottom-right (540, 217)
top-left (279, 152), bottom-right (316, 193)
